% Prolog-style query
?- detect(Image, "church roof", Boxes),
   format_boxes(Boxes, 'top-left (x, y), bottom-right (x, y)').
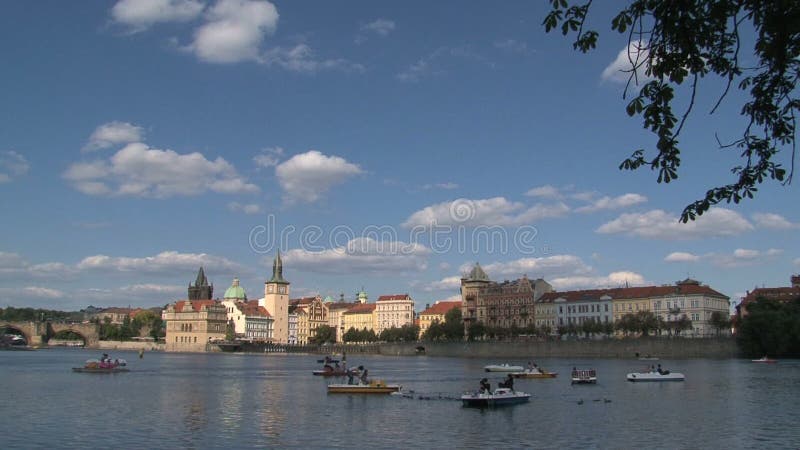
top-left (223, 278), bottom-right (247, 300)
top-left (465, 263), bottom-right (490, 282)
top-left (268, 251), bottom-right (289, 284)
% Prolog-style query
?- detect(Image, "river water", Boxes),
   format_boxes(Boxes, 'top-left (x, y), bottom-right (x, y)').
top-left (1, 348), bottom-right (798, 449)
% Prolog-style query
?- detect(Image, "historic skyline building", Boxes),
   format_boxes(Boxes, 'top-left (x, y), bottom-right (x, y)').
top-left (221, 278), bottom-right (273, 342)
top-left (375, 294), bottom-right (415, 335)
top-left (188, 267), bottom-right (213, 300)
top-left (261, 251), bottom-right (290, 344)
top-left (461, 263), bottom-right (553, 337)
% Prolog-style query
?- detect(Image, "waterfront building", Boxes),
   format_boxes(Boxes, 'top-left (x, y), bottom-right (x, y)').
top-left (461, 263), bottom-right (552, 336)
top-left (547, 279), bottom-right (730, 337)
top-left (533, 298), bottom-right (557, 332)
top-left (221, 278), bottom-right (273, 342)
top-left (418, 300), bottom-right (461, 338)
top-left (290, 296), bottom-right (329, 345)
top-left (90, 307), bottom-right (135, 325)
top-left (342, 303), bottom-right (376, 337)
top-left (327, 301), bottom-right (358, 343)
top-left (375, 294), bottom-right (415, 335)
top-left (288, 311), bottom-right (298, 345)
top-left (737, 275), bottom-right (800, 319)
top-left (188, 266), bottom-right (213, 300)
top-left (163, 300), bottom-right (227, 352)
top-left (537, 291), bottom-right (613, 330)
top-left (261, 251), bottom-right (290, 344)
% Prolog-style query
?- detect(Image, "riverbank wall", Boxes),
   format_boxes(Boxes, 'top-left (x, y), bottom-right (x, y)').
top-left (317, 338), bottom-right (739, 359)
top-left (96, 340), bottom-right (165, 352)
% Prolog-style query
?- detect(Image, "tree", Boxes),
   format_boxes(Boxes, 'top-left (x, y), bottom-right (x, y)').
top-left (544, 1), bottom-right (797, 222)
top-left (635, 311), bottom-right (660, 337)
top-left (737, 297), bottom-right (800, 357)
top-left (708, 311), bottom-right (731, 336)
top-left (311, 325), bottom-right (337, 344)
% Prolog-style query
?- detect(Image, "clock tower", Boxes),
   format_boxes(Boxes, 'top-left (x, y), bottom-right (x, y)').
top-left (263, 250), bottom-right (290, 343)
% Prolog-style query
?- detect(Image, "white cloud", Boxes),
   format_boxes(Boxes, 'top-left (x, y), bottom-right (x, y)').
top-left (794, 258), bottom-right (800, 267)
top-left (77, 250), bottom-right (245, 274)
top-left (64, 142), bottom-right (259, 197)
top-left (360, 19), bottom-right (395, 36)
top-left (601, 41), bottom-right (655, 84)
top-left (0, 252), bottom-right (77, 280)
top-left (281, 237), bottom-right (430, 274)
top-left (664, 252), bottom-right (700, 263)
top-left (712, 248), bottom-right (783, 268)
top-left (253, 146), bottom-right (284, 169)
top-left (227, 201), bottom-right (261, 214)
top-left (421, 182), bottom-right (459, 190)
top-left (575, 193), bottom-right (647, 213)
top-left (596, 208), bottom-right (754, 240)
top-left (402, 197), bottom-right (569, 228)
top-left (119, 284), bottom-right (184, 295)
top-left (0, 151), bottom-right (30, 183)
top-left (111, 0), bottom-right (205, 31)
top-left (188, 0), bottom-right (279, 64)
top-left (397, 46), bottom-right (487, 82)
top-left (494, 39), bottom-right (529, 54)
top-left (752, 212), bottom-right (799, 230)
top-left (525, 185), bottom-right (561, 199)
top-left (0, 286), bottom-right (65, 301)
top-left (82, 121), bottom-right (144, 152)
top-left (420, 275), bottom-right (462, 292)
top-left (275, 150), bottom-right (363, 203)
top-left (262, 44), bottom-right (364, 73)
top-left (550, 271), bottom-right (647, 291)
top-left (473, 255), bottom-right (594, 280)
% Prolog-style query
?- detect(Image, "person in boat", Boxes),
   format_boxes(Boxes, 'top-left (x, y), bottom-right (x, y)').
top-left (657, 364), bottom-right (663, 374)
top-left (501, 374), bottom-right (514, 391)
top-left (360, 368), bottom-right (369, 385)
top-left (479, 378), bottom-right (491, 393)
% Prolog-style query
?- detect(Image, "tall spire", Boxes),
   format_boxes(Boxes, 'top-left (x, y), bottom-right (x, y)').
top-left (195, 266), bottom-right (207, 287)
top-left (269, 250), bottom-right (288, 284)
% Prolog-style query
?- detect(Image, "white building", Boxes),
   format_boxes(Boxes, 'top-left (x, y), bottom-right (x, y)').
top-left (375, 294), bottom-right (415, 335)
top-left (221, 278), bottom-right (273, 341)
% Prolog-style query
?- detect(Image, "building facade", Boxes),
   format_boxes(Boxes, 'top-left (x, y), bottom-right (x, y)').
top-left (261, 251), bottom-right (290, 344)
top-left (290, 296), bottom-right (329, 345)
top-left (418, 300), bottom-right (461, 338)
top-left (342, 303), bottom-right (376, 337)
top-left (461, 263), bottom-right (552, 335)
top-left (221, 278), bottom-right (273, 342)
top-left (327, 302), bottom-right (357, 343)
top-left (163, 300), bottom-right (227, 352)
top-left (375, 294), bottom-right (415, 335)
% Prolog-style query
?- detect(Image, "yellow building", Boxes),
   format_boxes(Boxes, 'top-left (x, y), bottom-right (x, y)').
top-left (342, 303), bottom-right (376, 337)
top-left (290, 296), bottom-right (329, 345)
top-left (533, 298), bottom-right (557, 332)
top-left (163, 300), bottom-right (227, 352)
top-left (418, 300), bottom-right (461, 338)
top-left (327, 301), bottom-right (357, 343)
top-left (262, 251), bottom-right (290, 344)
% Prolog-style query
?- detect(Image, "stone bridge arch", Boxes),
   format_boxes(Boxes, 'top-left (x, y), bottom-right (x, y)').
top-left (48, 322), bottom-right (100, 347)
top-left (0, 321), bottom-right (40, 346)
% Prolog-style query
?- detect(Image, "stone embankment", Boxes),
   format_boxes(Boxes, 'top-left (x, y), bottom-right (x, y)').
top-left (96, 340), bottom-right (165, 352)
top-left (315, 338), bottom-right (739, 359)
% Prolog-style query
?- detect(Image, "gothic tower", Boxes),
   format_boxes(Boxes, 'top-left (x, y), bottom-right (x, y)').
top-left (188, 267), bottom-right (213, 300)
top-left (263, 251), bottom-right (290, 343)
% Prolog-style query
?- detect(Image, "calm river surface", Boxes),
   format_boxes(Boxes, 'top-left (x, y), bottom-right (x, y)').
top-left (1, 348), bottom-right (798, 449)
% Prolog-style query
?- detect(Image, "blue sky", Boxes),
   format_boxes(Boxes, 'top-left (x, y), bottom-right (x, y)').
top-left (1, 0), bottom-right (797, 312)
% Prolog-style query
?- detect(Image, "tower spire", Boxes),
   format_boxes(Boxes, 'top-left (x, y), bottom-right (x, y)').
top-left (269, 250), bottom-right (288, 284)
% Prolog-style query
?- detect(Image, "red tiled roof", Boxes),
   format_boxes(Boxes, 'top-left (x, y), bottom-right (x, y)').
top-left (241, 300), bottom-right (271, 318)
top-left (343, 303), bottom-right (376, 314)
top-left (420, 300), bottom-right (461, 315)
top-left (741, 287), bottom-right (800, 305)
top-left (174, 300), bottom-right (218, 312)
top-left (377, 294), bottom-right (411, 301)
top-left (538, 283), bottom-right (728, 303)
top-left (327, 302), bottom-right (359, 311)
top-left (290, 297), bottom-right (317, 306)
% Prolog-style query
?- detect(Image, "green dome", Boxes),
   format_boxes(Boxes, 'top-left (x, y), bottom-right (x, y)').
top-left (224, 278), bottom-right (247, 300)
top-left (323, 295), bottom-right (334, 303)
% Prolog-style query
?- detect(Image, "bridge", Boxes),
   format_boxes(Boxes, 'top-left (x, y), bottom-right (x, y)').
top-left (0, 321), bottom-right (100, 347)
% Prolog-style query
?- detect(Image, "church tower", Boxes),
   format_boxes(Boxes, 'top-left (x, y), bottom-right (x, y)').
top-left (263, 251), bottom-right (290, 343)
top-left (188, 267), bottom-right (213, 300)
